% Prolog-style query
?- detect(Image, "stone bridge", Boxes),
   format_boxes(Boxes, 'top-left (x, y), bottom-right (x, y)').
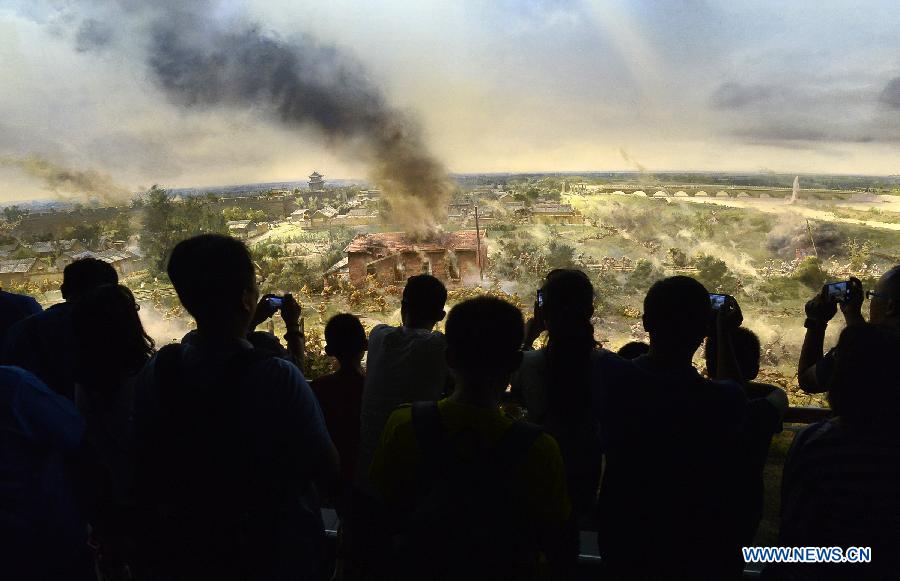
top-left (589, 186), bottom-right (851, 201)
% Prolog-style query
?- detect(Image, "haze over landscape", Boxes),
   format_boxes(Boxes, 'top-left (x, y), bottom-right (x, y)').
top-left (1, 0), bottom-right (899, 203)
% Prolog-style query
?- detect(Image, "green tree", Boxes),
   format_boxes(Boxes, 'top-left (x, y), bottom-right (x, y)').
top-left (693, 254), bottom-right (739, 294)
top-left (626, 259), bottom-right (664, 291)
top-left (792, 256), bottom-right (828, 291)
top-left (844, 239), bottom-right (873, 273)
top-left (546, 239), bottom-right (575, 269)
top-left (64, 222), bottom-right (103, 247)
top-left (141, 186), bottom-right (178, 273)
top-left (108, 212), bottom-right (132, 241)
top-left (2, 205), bottom-right (27, 222)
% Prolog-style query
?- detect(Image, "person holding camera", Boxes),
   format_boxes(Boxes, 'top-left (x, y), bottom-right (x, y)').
top-left (513, 269), bottom-right (609, 527)
top-left (798, 265), bottom-right (900, 393)
top-left (770, 324), bottom-right (900, 580)
top-left (131, 235), bottom-right (338, 580)
top-left (247, 293), bottom-right (306, 370)
top-left (595, 276), bottom-right (750, 580)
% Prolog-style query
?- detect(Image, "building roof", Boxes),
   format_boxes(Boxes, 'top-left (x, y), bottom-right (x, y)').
top-left (0, 258), bottom-right (37, 274)
top-left (530, 203), bottom-right (575, 214)
top-left (324, 256), bottom-right (349, 275)
top-left (291, 208), bottom-right (309, 216)
top-left (309, 171), bottom-right (323, 179)
top-left (347, 208), bottom-right (375, 217)
top-left (314, 205), bottom-right (338, 218)
top-left (227, 220), bottom-right (253, 229)
top-left (345, 230), bottom-right (486, 254)
top-left (69, 249), bottom-right (134, 264)
top-left (30, 241), bottom-right (54, 254)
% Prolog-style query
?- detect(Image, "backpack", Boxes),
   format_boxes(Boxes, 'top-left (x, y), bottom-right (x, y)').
top-left (394, 401), bottom-right (544, 581)
top-left (134, 343), bottom-right (281, 579)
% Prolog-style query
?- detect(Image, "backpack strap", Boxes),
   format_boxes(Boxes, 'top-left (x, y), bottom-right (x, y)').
top-left (412, 401), bottom-right (445, 461)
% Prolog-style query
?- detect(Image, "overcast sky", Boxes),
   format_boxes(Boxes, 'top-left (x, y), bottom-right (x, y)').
top-left (1, 0), bottom-right (899, 202)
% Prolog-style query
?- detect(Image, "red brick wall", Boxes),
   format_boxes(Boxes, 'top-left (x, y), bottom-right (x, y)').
top-left (348, 253), bottom-right (368, 286)
top-left (349, 247), bottom-right (488, 287)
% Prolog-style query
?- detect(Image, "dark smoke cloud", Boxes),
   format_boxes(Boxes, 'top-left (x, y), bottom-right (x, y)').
top-left (77, 1), bottom-right (451, 235)
top-left (0, 155), bottom-right (132, 203)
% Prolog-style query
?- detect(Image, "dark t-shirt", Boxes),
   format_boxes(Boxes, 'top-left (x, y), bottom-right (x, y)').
top-left (595, 354), bottom-right (750, 579)
top-left (311, 370), bottom-right (364, 487)
top-left (2, 303), bottom-right (75, 400)
top-left (0, 290), bottom-right (41, 346)
top-left (132, 336), bottom-right (333, 580)
top-left (740, 385), bottom-right (784, 542)
top-left (774, 419), bottom-right (900, 580)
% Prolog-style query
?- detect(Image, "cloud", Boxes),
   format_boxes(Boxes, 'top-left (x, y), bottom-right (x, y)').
top-left (2, 0), bottom-right (900, 197)
top-left (879, 77), bottom-right (900, 110)
top-left (710, 82), bottom-right (780, 109)
top-left (74, 18), bottom-right (113, 53)
top-left (711, 80), bottom-right (900, 146)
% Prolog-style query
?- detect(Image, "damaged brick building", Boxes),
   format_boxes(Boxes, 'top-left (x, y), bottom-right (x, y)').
top-left (345, 230), bottom-right (487, 287)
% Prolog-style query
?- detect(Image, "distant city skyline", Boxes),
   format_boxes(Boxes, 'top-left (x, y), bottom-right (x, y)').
top-left (1, 0), bottom-right (899, 202)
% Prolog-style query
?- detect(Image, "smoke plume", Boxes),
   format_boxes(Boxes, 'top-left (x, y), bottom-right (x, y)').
top-left (618, 148), bottom-right (647, 173)
top-left (765, 214), bottom-right (841, 259)
top-left (0, 154), bottom-right (132, 203)
top-left (79, 1), bottom-right (451, 236)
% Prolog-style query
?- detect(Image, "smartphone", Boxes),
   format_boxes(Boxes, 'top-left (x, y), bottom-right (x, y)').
top-left (536, 290), bottom-right (544, 308)
top-left (709, 293), bottom-right (730, 310)
top-left (825, 281), bottom-right (850, 303)
top-left (267, 296), bottom-right (284, 309)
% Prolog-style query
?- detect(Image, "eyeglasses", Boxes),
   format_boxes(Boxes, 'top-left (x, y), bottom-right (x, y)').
top-left (866, 290), bottom-right (888, 300)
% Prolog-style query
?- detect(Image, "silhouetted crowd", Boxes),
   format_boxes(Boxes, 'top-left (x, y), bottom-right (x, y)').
top-left (1, 234), bottom-right (898, 581)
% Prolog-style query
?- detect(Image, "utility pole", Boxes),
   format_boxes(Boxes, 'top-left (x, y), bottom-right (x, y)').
top-left (474, 205), bottom-right (484, 281)
top-left (806, 219), bottom-right (819, 259)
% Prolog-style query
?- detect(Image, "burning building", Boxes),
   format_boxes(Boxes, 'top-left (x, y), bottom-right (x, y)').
top-left (345, 230), bottom-right (487, 287)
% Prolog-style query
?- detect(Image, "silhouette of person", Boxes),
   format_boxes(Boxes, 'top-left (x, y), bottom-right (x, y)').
top-left (799, 265), bottom-right (900, 392)
top-left (71, 284), bottom-right (155, 578)
top-left (771, 324), bottom-right (900, 580)
top-left (370, 297), bottom-right (574, 580)
top-left (131, 234), bottom-right (338, 580)
top-left (705, 325), bottom-right (789, 543)
top-left (595, 276), bottom-right (750, 580)
top-left (515, 268), bottom-right (608, 526)
top-left (312, 313), bottom-right (367, 495)
top-left (616, 341), bottom-right (649, 360)
top-left (0, 286), bottom-right (41, 346)
top-left (3, 257), bottom-right (118, 400)
top-left (356, 274), bottom-right (449, 493)
top-left (311, 313), bottom-right (367, 581)
top-left (0, 365), bottom-right (92, 581)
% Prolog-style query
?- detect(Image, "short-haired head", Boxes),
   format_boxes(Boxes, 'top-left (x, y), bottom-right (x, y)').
top-left (541, 269), bottom-right (594, 334)
top-left (704, 327), bottom-right (761, 380)
top-left (445, 296), bottom-right (524, 390)
top-left (167, 235), bottom-right (257, 331)
top-left (617, 341), bottom-right (650, 360)
top-left (870, 265), bottom-right (900, 326)
top-left (643, 276), bottom-right (711, 356)
top-left (61, 257), bottom-right (118, 301)
top-left (324, 313), bottom-right (367, 361)
top-left (401, 274), bottom-right (447, 327)
top-left (829, 324), bottom-right (900, 433)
